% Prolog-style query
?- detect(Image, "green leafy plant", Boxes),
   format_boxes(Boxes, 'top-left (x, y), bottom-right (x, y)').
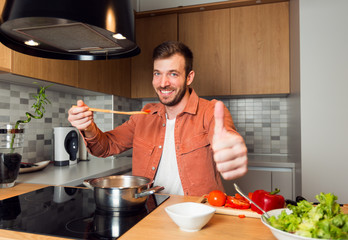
top-left (10, 83), bottom-right (52, 152)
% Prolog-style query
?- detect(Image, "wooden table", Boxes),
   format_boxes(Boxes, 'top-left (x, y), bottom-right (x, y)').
top-left (119, 194), bottom-right (276, 240)
top-left (0, 183), bottom-right (278, 240)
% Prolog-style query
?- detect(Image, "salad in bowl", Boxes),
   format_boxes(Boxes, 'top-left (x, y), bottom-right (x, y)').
top-left (261, 193), bottom-right (348, 239)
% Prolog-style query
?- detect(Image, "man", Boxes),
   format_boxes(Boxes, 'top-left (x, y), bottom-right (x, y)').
top-left (68, 41), bottom-right (248, 196)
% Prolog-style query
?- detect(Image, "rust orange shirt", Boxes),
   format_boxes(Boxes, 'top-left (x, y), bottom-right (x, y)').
top-left (84, 89), bottom-right (239, 196)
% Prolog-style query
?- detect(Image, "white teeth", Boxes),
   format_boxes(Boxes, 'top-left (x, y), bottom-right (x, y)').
top-left (161, 90), bottom-right (172, 94)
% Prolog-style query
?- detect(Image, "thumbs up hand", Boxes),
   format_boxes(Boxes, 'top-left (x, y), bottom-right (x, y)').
top-left (212, 101), bottom-right (248, 180)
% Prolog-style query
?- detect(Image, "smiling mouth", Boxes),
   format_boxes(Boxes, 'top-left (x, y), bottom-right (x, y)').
top-left (160, 89), bottom-right (174, 95)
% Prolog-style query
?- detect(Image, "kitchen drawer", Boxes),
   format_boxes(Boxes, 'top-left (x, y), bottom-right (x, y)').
top-left (222, 166), bottom-right (294, 200)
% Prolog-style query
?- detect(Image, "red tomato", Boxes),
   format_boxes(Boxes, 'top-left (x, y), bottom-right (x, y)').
top-left (225, 196), bottom-right (250, 209)
top-left (207, 190), bottom-right (226, 207)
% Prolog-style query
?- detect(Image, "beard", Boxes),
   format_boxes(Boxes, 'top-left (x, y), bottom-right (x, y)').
top-left (156, 83), bottom-right (188, 107)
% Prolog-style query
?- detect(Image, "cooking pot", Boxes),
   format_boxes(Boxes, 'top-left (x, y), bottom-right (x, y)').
top-left (83, 175), bottom-right (164, 212)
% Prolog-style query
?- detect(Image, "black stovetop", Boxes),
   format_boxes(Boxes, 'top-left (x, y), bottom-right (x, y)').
top-left (0, 186), bottom-right (169, 239)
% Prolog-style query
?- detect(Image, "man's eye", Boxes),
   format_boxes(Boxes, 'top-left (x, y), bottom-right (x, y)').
top-left (170, 73), bottom-right (178, 77)
top-left (153, 72), bottom-right (160, 76)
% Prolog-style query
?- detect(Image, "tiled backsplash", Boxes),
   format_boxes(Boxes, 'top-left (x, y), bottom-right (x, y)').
top-left (1, 80), bottom-right (287, 162)
top-left (0, 81), bottom-right (139, 162)
top-left (221, 98), bottom-right (288, 154)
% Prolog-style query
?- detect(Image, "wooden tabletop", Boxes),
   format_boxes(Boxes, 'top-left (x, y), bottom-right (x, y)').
top-left (0, 183), bottom-right (277, 240)
top-left (119, 194), bottom-right (275, 240)
top-left (3, 184), bottom-right (347, 240)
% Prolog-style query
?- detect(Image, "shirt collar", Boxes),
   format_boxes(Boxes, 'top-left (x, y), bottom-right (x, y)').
top-left (182, 88), bottom-right (199, 115)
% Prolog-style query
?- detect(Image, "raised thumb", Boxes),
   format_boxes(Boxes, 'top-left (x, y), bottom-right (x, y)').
top-left (214, 101), bottom-right (225, 138)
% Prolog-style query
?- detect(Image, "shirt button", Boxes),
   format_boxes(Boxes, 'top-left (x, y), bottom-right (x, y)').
top-left (152, 167), bottom-right (156, 171)
top-left (159, 145), bottom-right (162, 149)
top-left (162, 123), bottom-right (166, 127)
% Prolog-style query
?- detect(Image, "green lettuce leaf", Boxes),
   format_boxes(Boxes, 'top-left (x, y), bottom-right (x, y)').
top-left (267, 192), bottom-right (348, 239)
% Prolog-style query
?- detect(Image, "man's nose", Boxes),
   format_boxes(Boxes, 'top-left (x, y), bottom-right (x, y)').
top-left (159, 75), bottom-right (170, 88)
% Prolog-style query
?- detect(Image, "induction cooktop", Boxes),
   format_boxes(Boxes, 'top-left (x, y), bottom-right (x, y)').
top-left (0, 186), bottom-right (169, 239)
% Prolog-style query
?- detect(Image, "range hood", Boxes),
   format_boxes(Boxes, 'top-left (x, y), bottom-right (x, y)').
top-left (0, 0), bottom-right (140, 60)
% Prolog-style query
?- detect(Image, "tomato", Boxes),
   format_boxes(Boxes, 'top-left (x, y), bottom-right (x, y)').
top-left (225, 196), bottom-right (250, 209)
top-left (207, 190), bottom-right (226, 207)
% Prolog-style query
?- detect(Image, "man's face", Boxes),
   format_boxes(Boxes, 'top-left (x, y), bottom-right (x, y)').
top-left (152, 54), bottom-right (189, 107)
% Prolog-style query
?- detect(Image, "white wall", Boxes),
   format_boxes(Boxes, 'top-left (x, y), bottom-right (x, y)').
top-left (288, 0), bottom-right (302, 198)
top-left (299, 0), bottom-right (348, 202)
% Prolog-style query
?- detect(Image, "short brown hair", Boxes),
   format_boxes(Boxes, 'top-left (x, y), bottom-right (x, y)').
top-left (152, 41), bottom-right (193, 79)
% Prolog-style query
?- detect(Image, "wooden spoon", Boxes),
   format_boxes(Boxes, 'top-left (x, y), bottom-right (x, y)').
top-left (72, 105), bottom-right (150, 115)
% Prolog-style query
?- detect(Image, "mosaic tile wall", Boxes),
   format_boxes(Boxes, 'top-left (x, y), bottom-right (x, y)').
top-left (113, 95), bottom-right (142, 127)
top-left (0, 79), bottom-right (288, 163)
top-left (0, 81), bottom-right (111, 163)
top-left (83, 95), bottom-right (113, 132)
top-left (143, 97), bottom-right (288, 154)
top-left (220, 98), bottom-right (288, 154)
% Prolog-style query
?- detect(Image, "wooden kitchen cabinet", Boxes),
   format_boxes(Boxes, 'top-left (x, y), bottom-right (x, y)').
top-left (11, 51), bottom-right (79, 87)
top-left (230, 2), bottom-right (290, 95)
top-left (0, 44), bottom-right (131, 97)
top-left (134, 1), bottom-right (289, 97)
top-left (179, 9), bottom-right (231, 96)
top-left (223, 167), bottom-right (293, 200)
top-left (1, 0), bottom-right (290, 98)
top-left (131, 14), bottom-right (178, 98)
top-left (0, 43), bottom-right (11, 72)
top-left (78, 59), bottom-right (131, 97)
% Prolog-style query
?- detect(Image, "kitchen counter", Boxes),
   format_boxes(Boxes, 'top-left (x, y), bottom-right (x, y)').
top-left (17, 156), bottom-right (132, 186)
top-left (16, 154), bottom-right (293, 187)
top-left (0, 183), bottom-right (277, 240)
top-left (247, 154), bottom-right (295, 168)
top-left (1, 183), bottom-right (348, 240)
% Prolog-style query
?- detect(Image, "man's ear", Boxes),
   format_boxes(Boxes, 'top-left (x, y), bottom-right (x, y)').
top-left (186, 70), bottom-right (195, 86)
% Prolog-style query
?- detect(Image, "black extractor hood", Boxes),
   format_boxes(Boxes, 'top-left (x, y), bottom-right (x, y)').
top-left (0, 0), bottom-right (140, 60)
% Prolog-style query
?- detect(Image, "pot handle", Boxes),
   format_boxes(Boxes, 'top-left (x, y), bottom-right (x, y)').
top-left (134, 186), bottom-right (164, 199)
top-left (83, 178), bottom-right (94, 190)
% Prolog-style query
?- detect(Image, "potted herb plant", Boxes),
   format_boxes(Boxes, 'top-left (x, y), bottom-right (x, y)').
top-left (0, 83), bottom-right (51, 188)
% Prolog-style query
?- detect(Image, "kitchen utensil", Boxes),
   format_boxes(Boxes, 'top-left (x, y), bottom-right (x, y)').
top-left (198, 195), bottom-right (260, 218)
top-left (53, 127), bottom-right (78, 166)
top-left (83, 175), bottom-right (164, 211)
top-left (72, 105), bottom-right (150, 115)
top-left (165, 202), bottom-right (215, 232)
top-left (234, 183), bottom-right (270, 218)
top-left (78, 134), bottom-right (88, 161)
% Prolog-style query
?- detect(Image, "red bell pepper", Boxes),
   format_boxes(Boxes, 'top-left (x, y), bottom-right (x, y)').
top-left (251, 188), bottom-right (285, 214)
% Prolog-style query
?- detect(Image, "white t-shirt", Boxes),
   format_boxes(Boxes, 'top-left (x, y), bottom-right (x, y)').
top-left (153, 117), bottom-right (184, 195)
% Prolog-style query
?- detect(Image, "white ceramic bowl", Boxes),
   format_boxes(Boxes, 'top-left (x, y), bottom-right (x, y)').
top-left (165, 202), bottom-right (216, 232)
top-left (261, 208), bottom-right (328, 240)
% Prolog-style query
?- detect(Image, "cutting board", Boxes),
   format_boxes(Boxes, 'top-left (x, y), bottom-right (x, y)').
top-left (197, 196), bottom-right (261, 218)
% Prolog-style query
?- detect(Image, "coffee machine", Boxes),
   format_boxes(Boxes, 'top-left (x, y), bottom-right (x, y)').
top-left (53, 127), bottom-right (79, 166)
